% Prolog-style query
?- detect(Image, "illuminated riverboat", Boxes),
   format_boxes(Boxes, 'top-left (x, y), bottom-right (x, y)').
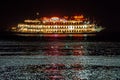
top-left (10, 15), bottom-right (104, 37)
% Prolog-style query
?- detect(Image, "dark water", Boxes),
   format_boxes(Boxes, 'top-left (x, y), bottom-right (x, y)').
top-left (0, 33), bottom-right (120, 80)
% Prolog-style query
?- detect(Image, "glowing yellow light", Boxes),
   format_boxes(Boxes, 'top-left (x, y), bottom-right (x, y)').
top-left (50, 17), bottom-right (59, 21)
top-left (64, 16), bottom-right (68, 19)
top-left (74, 15), bottom-right (84, 19)
top-left (68, 25), bottom-right (74, 30)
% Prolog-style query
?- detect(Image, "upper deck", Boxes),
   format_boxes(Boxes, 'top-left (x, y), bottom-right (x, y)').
top-left (23, 15), bottom-right (90, 25)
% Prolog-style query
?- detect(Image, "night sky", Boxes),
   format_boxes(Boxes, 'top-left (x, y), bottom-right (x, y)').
top-left (0, 0), bottom-right (120, 34)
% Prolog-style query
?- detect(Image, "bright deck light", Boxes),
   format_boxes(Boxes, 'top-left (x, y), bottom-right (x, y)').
top-left (68, 25), bottom-right (74, 30)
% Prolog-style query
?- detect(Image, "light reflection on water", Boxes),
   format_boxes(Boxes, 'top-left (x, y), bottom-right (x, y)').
top-left (0, 36), bottom-right (120, 80)
top-left (15, 33), bottom-right (96, 37)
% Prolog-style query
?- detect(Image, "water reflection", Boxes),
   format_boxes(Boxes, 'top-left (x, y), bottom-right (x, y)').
top-left (40, 38), bottom-right (85, 79)
top-left (0, 36), bottom-right (120, 80)
top-left (44, 41), bottom-right (84, 56)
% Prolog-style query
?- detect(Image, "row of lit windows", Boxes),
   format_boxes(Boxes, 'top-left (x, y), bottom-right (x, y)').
top-left (42, 26), bottom-right (93, 29)
top-left (20, 28), bottom-right (93, 33)
top-left (18, 25), bottom-right (94, 29)
top-left (20, 30), bottom-right (93, 33)
top-left (25, 23), bottom-right (90, 26)
top-left (42, 21), bottom-right (84, 25)
top-left (18, 25), bottom-right (42, 28)
top-left (45, 30), bottom-right (92, 33)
